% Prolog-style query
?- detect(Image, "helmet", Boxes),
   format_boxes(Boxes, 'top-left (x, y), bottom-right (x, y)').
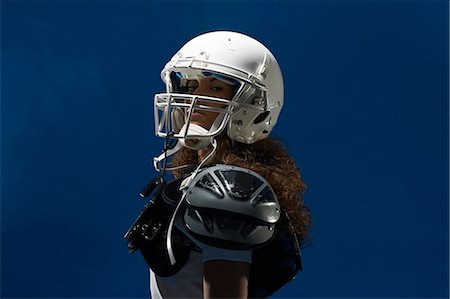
top-left (154, 31), bottom-right (284, 146)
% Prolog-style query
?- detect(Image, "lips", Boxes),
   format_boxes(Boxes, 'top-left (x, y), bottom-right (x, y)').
top-left (190, 112), bottom-right (205, 120)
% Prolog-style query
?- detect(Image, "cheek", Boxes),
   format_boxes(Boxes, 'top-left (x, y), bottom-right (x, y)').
top-left (223, 86), bottom-right (236, 100)
top-left (205, 110), bottom-right (220, 120)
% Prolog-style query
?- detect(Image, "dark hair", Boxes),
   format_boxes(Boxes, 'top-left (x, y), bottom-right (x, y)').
top-left (171, 133), bottom-right (312, 245)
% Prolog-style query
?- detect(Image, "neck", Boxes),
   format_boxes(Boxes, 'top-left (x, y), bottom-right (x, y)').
top-left (198, 145), bottom-right (212, 163)
top-left (197, 138), bottom-right (221, 166)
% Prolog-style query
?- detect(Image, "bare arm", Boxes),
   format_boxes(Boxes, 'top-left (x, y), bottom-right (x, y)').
top-left (203, 260), bottom-right (250, 299)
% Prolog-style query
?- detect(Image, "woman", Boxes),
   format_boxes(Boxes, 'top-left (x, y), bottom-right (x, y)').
top-left (126, 31), bottom-right (311, 299)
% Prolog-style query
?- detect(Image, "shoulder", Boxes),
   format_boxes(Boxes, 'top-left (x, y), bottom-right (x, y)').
top-left (182, 164), bottom-right (281, 250)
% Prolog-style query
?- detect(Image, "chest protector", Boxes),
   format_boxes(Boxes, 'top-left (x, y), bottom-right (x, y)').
top-left (125, 165), bottom-right (302, 298)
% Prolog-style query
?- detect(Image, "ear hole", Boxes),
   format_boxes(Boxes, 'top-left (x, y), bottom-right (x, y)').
top-left (254, 111), bottom-right (270, 124)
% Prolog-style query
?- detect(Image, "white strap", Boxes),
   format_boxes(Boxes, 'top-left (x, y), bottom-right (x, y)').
top-left (153, 142), bottom-right (183, 172)
top-left (166, 139), bottom-right (218, 265)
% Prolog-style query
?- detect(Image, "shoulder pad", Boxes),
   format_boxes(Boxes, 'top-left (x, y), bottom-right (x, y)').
top-left (182, 164), bottom-right (281, 250)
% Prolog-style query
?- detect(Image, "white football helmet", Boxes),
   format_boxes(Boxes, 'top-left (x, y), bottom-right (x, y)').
top-left (154, 31), bottom-right (283, 142)
top-left (153, 31), bottom-right (284, 171)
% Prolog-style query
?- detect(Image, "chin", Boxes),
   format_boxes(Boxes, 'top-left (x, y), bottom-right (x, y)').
top-left (190, 121), bottom-right (210, 130)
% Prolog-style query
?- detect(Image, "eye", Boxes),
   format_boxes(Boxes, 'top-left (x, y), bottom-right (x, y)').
top-left (187, 80), bottom-right (198, 93)
top-left (210, 86), bottom-right (223, 92)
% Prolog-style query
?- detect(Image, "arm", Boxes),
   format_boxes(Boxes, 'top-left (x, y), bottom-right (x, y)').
top-left (182, 165), bottom-right (279, 298)
top-left (203, 260), bottom-right (250, 299)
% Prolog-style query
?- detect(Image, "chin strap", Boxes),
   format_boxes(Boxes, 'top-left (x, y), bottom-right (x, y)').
top-left (166, 139), bottom-right (218, 265)
top-left (153, 141), bottom-right (186, 172)
top-left (154, 122), bottom-right (217, 172)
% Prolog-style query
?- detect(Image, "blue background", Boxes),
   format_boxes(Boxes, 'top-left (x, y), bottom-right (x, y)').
top-left (1, 0), bottom-right (448, 298)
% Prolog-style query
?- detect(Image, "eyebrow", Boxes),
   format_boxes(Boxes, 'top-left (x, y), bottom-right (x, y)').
top-left (208, 78), bottom-right (229, 85)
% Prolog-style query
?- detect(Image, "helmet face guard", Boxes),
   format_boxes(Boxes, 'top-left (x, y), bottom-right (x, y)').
top-left (153, 91), bottom-right (238, 140)
top-left (154, 68), bottom-right (247, 146)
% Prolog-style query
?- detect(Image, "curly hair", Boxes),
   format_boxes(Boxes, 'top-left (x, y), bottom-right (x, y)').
top-left (171, 133), bottom-right (312, 246)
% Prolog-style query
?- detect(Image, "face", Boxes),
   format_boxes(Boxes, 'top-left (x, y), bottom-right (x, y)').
top-left (184, 77), bottom-right (236, 130)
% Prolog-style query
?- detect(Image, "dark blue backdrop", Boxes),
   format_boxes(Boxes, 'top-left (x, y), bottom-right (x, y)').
top-left (1, 1), bottom-right (448, 298)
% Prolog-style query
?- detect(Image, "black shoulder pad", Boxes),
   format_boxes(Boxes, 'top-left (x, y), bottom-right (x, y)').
top-left (124, 177), bottom-right (194, 277)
